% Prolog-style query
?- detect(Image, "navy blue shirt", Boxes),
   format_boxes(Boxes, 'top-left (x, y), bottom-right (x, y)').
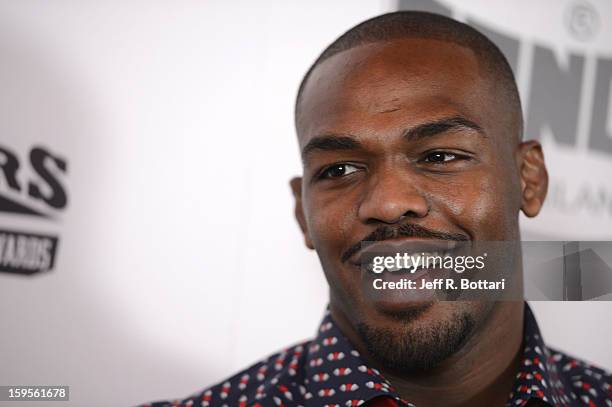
top-left (143, 304), bottom-right (611, 407)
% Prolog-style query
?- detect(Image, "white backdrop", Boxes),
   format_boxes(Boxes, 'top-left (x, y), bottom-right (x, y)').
top-left (0, 1), bottom-right (611, 406)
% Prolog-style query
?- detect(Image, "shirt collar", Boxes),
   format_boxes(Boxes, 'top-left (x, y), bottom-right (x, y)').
top-left (304, 304), bottom-right (558, 407)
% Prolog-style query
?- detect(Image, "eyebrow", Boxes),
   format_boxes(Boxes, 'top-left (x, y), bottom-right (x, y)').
top-left (300, 116), bottom-right (484, 161)
top-left (402, 116), bottom-right (485, 141)
top-left (301, 135), bottom-right (362, 162)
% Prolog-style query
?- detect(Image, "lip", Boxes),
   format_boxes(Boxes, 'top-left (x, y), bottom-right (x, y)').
top-left (376, 264), bottom-right (431, 281)
top-left (347, 238), bottom-right (466, 268)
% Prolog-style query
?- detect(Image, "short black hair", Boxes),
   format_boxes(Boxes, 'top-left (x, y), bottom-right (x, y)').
top-left (295, 11), bottom-right (522, 138)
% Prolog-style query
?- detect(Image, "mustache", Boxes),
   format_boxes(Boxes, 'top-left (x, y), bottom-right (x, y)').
top-left (340, 223), bottom-right (469, 263)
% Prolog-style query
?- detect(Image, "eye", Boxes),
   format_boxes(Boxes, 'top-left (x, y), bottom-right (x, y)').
top-left (423, 151), bottom-right (458, 163)
top-left (320, 163), bottom-right (360, 179)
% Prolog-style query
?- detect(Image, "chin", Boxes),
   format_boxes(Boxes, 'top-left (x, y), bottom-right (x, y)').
top-left (353, 301), bottom-right (492, 373)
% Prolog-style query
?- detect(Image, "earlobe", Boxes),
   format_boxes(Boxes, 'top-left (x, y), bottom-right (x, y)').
top-left (290, 177), bottom-right (314, 249)
top-left (518, 141), bottom-right (548, 218)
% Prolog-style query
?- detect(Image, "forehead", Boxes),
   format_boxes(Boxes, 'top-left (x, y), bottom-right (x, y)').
top-left (297, 38), bottom-right (498, 145)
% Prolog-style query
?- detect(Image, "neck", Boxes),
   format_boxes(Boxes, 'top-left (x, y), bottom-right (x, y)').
top-left (331, 301), bottom-right (525, 407)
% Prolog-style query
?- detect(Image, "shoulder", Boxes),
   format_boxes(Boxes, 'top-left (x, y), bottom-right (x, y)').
top-left (547, 347), bottom-right (612, 405)
top-left (141, 340), bottom-right (311, 407)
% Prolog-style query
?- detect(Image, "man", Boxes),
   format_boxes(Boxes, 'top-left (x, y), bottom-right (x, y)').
top-left (146, 11), bottom-right (611, 407)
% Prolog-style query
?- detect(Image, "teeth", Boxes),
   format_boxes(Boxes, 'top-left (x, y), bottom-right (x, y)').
top-left (386, 263), bottom-right (401, 272)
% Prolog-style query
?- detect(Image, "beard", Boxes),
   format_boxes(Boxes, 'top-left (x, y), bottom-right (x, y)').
top-left (356, 306), bottom-right (475, 374)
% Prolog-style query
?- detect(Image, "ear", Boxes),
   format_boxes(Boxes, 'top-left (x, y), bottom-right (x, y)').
top-left (517, 140), bottom-right (548, 217)
top-left (290, 176), bottom-right (314, 249)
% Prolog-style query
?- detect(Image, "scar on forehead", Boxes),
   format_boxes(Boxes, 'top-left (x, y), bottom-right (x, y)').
top-left (377, 106), bottom-right (402, 114)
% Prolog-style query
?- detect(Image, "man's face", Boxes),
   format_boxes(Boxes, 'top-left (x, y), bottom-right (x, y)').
top-left (292, 38), bottom-right (545, 372)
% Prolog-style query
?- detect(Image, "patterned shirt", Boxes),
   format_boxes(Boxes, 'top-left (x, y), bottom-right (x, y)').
top-left (143, 304), bottom-right (612, 407)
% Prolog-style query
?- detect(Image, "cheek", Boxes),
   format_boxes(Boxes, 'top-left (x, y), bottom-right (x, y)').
top-left (431, 171), bottom-right (519, 240)
top-left (304, 191), bottom-right (363, 309)
top-left (305, 190), bottom-right (357, 256)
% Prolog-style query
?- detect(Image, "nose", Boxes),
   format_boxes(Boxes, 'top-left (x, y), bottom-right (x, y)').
top-left (357, 167), bottom-right (429, 224)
